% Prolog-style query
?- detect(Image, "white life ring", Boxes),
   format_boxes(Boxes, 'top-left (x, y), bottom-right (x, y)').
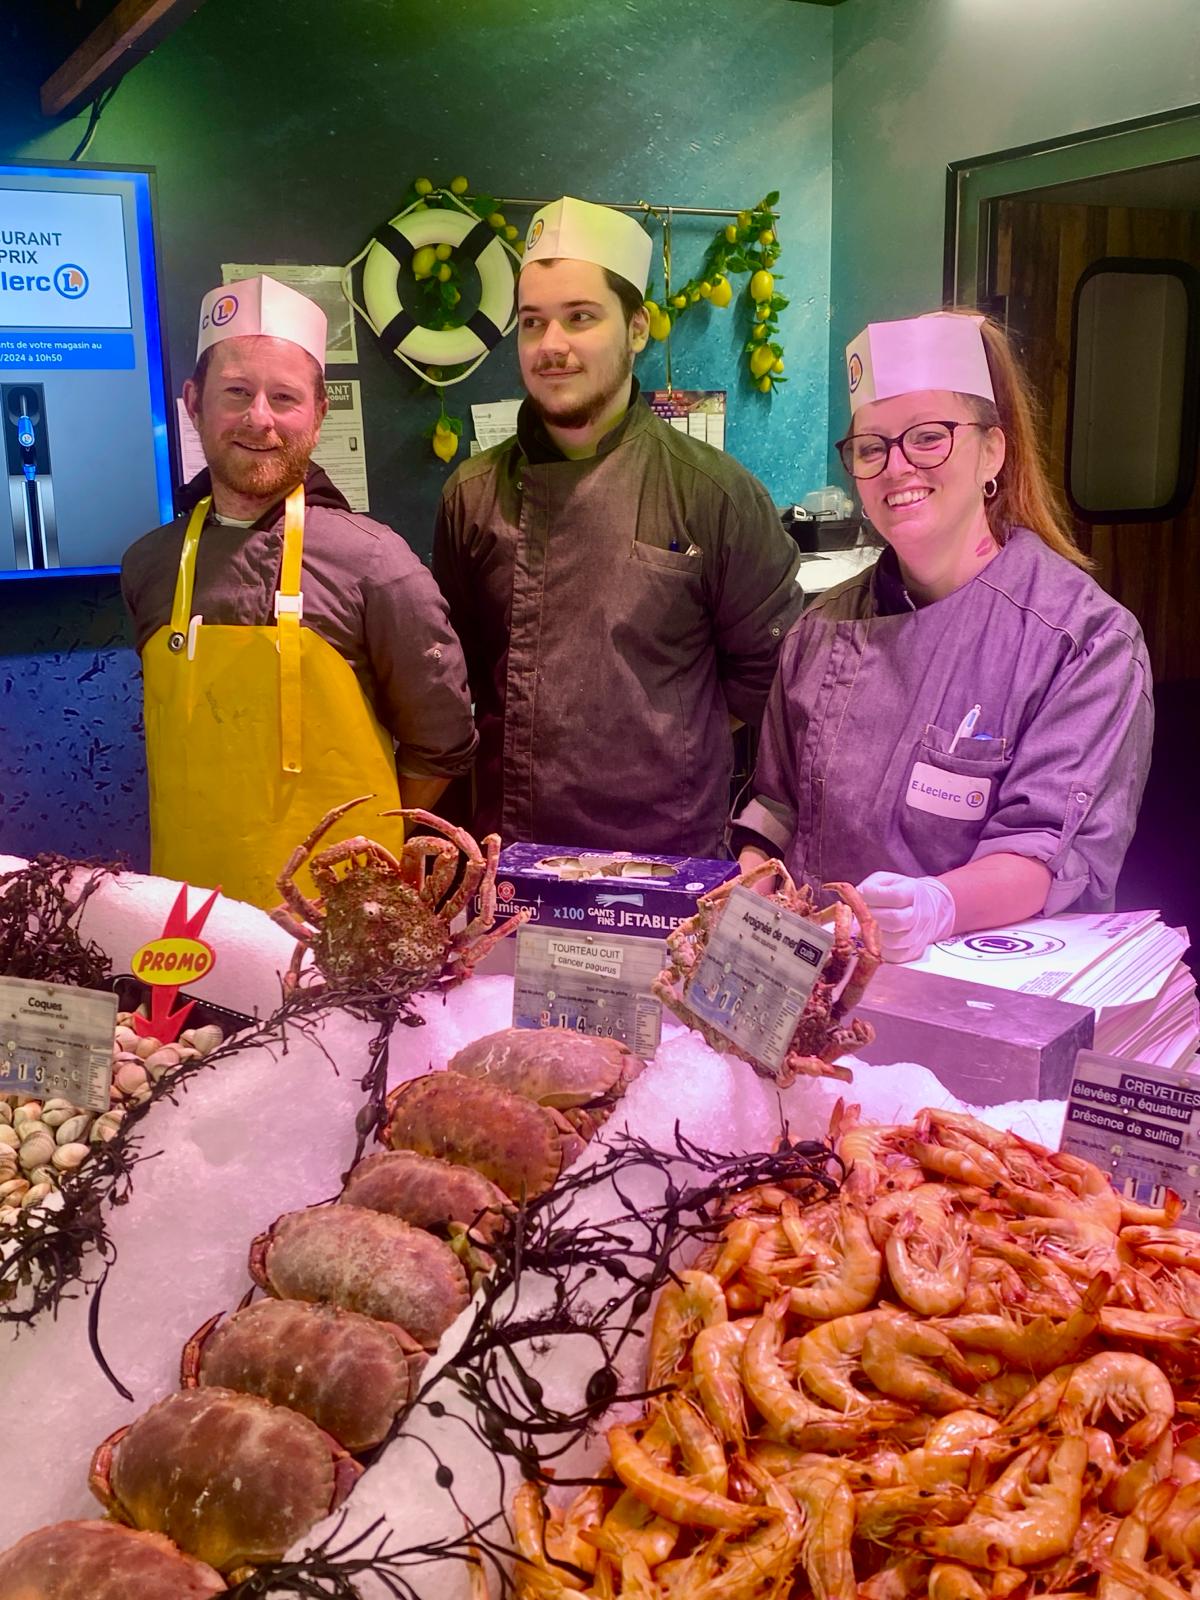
top-left (362, 207), bottom-right (516, 366)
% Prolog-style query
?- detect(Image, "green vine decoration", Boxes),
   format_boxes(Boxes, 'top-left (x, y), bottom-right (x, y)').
top-left (397, 179), bottom-right (787, 464)
top-left (643, 191), bottom-right (787, 393)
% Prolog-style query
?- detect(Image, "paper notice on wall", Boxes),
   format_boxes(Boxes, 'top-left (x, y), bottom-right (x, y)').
top-left (470, 399), bottom-right (522, 456)
top-left (646, 389), bottom-right (726, 450)
top-left (221, 263), bottom-right (358, 364)
top-left (174, 379), bottom-right (370, 512)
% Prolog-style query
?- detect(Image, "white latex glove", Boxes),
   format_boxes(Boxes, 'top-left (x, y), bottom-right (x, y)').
top-left (856, 871), bottom-right (957, 964)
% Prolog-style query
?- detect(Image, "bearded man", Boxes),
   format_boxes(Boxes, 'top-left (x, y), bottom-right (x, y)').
top-left (433, 197), bottom-right (804, 856)
top-left (121, 274), bottom-right (476, 908)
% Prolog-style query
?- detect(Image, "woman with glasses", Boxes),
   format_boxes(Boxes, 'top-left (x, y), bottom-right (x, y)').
top-left (733, 310), bottom-right (1153, 963)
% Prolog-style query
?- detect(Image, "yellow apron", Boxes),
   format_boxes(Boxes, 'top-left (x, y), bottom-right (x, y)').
top-left (142, 484), bottom-right (406, 910)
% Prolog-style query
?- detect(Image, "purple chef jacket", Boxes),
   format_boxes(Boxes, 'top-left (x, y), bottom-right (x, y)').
top-left (433, 387), bottom-right (805, 856)
top-left (734, 528), bottom-right (1153, 912)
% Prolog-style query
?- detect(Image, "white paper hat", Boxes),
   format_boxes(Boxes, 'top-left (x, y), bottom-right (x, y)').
top-left (523, 196), bottom-right (653, 293)
top-left (196, 274), bottom-right (327, 368)
top-left (845, 312), bottom-right (994, 413)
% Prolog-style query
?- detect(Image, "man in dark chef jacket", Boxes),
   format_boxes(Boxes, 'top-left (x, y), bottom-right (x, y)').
top-left (122, 273), bottom-right (477, 909)
top-left (433, 196), bottom-right (804, 858)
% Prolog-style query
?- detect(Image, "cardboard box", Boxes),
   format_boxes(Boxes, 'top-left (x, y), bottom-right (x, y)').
top-left (475, 843), bottom-right (737, 973)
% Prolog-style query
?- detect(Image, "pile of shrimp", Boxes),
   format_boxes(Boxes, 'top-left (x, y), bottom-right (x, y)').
top-left (510, 1104), bottom-right (1200, 1600)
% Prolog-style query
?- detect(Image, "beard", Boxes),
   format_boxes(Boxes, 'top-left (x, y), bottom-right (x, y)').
top-left (527, 343), bottom-right (634, 431)
top-left (201, 426), bottom-right (316, 504)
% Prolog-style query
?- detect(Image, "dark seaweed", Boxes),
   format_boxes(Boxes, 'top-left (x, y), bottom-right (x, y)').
top-left (0, 855), bottom-right (115, 988)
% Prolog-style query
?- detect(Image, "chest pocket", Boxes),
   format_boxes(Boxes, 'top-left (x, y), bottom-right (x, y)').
top-left (898, 722), bottom-right (1013, 871)
top-left (629, 540), bottom-right (704, 576)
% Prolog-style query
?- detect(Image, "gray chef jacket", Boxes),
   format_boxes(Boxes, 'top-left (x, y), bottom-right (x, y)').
top-left (122, 466), bottom-right (478, 781)
top-left (432, 388), bottom-right (805, 855)
top-left (735, 528), bottom-right (1153, 913)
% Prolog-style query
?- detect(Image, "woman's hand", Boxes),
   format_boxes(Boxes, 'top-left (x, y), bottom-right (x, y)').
top-left (857, 872), bottom-right (956, 963)
top-left (857, 854), bottom-right (1053, 963)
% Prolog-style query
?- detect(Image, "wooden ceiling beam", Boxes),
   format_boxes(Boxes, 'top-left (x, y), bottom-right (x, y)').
top-left (40, 0), bottom-right (206, 120)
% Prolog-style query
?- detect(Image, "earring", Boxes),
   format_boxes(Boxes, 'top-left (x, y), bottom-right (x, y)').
top-left (983, 478), bottom-right (998, 500)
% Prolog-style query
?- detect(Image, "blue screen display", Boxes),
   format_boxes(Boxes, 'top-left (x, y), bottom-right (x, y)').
top-left (0, 161), bottom-right (174, 576)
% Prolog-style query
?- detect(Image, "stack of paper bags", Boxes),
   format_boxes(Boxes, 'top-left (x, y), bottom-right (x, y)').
top-left (906, 909), bottom-right (1199, 1071)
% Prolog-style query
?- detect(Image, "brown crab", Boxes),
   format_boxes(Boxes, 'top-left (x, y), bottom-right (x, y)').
top-left (182, 1299), bottom-right (424, 1453)
top-left (0, 1521), bottom-right (227, 1599)
top-left (89, 1387), bottom-right (361, 1577)
top-left (269, 795), bottom-right (530, 992)
top-left (446, 1026), bottom-right (645, 1139)
top-left (384, 1071), bottom-right (586, 1201)
top-left (249, 1201), bottom-right (470, 1348)
top-left (341, 1148), bottom-right (512, 1246)
top-left (652, 859), bottom-right (881, 1085)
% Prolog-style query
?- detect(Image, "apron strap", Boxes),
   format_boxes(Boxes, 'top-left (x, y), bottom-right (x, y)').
top-left (276, 484), bottom-right (306, 776)
top-left (167, 498), bottom-right (211, 651)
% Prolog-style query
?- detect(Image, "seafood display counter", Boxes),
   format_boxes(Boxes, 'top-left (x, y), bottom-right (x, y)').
top-left (0, 850), bottom-right (1190, 1600)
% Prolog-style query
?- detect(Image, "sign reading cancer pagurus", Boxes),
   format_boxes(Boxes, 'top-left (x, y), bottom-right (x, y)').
top-left (128, 883), bottom-right (220, 1044)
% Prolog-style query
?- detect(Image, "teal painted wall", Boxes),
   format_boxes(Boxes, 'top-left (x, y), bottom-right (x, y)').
top-left (828, 0), bottom-right (1200, 438)
top-left (0, 0), bottom-right (833, 865)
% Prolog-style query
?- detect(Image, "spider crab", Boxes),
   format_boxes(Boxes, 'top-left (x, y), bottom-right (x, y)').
top-left (269, 795), bottom-right (529, 993)
top-left (652, 859), bottom-right (881, 1085)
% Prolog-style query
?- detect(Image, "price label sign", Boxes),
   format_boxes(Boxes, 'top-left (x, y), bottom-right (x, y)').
top-left (512, 926), bottom-right (665, 1058)
top-left (0, 976), bottom-right (117, 1112)
top-left (683, 884), bottom-right (835, 1078)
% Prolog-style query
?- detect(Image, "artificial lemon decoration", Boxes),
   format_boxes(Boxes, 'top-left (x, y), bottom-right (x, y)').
top-left (750, 270), bottom-right (774, 303)
top-left (772, 358), bottom-right (784, 374)
top-left (752, 324), bottom-right (768, 340)
top-left (708, 275), bottom-right (733, 307)
top-left (432, 425), bottom-right (459, 463)
top-left (450, 175), bottom-right (469, 195)
top-left (759, 229), bottom-right (775, 246)
top-left (438, 263), bottom-right (452, 282)
top-left (671, 293), bottom-right (687, 309)
top-left (758, 375), bottom-right (773, 393)
top-left (412, 245), bottom-right (437, 279)
top-left (737, 210), bottom-right (752, 229)
top-left (488, 212), bottom-right (506, 229)
top-left (414, 177), bottom-right (433, 196)
top-left (435, 243), bottom-right (452, 261)
top-left (724, 224), bottom-right (738, 244)
top-left (649, 310), bottom-right (672, 341)
top-left (700, 281), bottom-right (713, 299)
top-left (505, 225), bottom-right (519, 240)
top-left (750, 344), bottom-right (775, 378)
top-left (755, 304), bottom-right (771, 322)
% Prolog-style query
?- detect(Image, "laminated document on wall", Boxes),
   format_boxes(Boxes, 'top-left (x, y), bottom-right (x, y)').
top-left (645, 390), bottom-right (726, 450)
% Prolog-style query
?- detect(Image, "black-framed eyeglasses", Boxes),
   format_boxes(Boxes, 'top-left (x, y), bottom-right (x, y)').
top-left (835, 419), bottom-right (992, 479)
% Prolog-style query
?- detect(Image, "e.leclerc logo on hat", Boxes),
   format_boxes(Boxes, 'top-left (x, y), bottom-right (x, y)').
top-left (53, 263), bottom-right (89, 299)
top-left (211, 293), bottom-right (239, 326)
top-left (966, 789), bottom-right (985, 808)
top-left (847, 352), bottom-right (863, 393)
top-left (526, 219), bottom-right (544, 251)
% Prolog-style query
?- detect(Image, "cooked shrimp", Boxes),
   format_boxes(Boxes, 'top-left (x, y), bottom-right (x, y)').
top-left (784, 1199), bottom-right (884, 1320)
top-left (606, 1423), bottom-right (764, 1531)
top-left (543, 1485), bottom-right (605, 1579)
top-left (708, 1217), bottom-right (762, 1285)
top-left (584, 1490), bottom-right (678, 1567)
top-left (778, 1457), bottom-right (857, 1600)
top-left (885, 1207), bottom-right (971, 1316)
top-left (854, 1485), bottom-right (973, 1543)
top-left (645, 1269), bottom-right (727, 1390)
top-left (867, 1182), bottom-right (954, 1249)
top-left (792, 1309), bottom-right (904, 1413)
top-left (1099, 1306), bottom-right (1200, 1345)
top-left (928, 1561), bottom-right (990, 1600)
top-left (742, 1296), bottom-right (867, 1451)
top-left (832, 1104), bottom-right (923, 1201)
top-left (935, 1271), bottom-right (1108, 1374)
top-left (860, 1312), bottom-right (979, 1414)
top-left (1107, 1428), bottom-right (1174, 1517)
top-left (1121, 1227), bottom-right (1200, 1269)
top-left (512, 1481), bottom-right (590, 1600)
top-left (691, 1318), bottom-right (751, 1448)
top-left (915, 1433), bottom-right (1088, 1569)
top-left (1060, 1351), bottom-right (1176, 1452)
top-left (856, 1553), bottom-right (929, 1600)
top-left (661, 1393), bottom-right (727, 1496)
top-left (1118, 1189), bottom-right (1183, 1228)
top-left (1147, 1479), bottom-right (1200, 1566)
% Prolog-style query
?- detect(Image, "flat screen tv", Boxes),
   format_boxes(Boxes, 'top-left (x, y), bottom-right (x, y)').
top-left (0, 159), bottom-right (174, 576)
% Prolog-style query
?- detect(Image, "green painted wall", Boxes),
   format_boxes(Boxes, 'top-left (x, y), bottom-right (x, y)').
top-left (0, 0), bottom-right (833, 865)
top-left (828, 0), bottom-right (1200, 436)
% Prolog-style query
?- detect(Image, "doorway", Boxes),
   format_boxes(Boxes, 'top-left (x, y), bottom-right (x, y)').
top-left (946, 111), bottom-right (1200, 941)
